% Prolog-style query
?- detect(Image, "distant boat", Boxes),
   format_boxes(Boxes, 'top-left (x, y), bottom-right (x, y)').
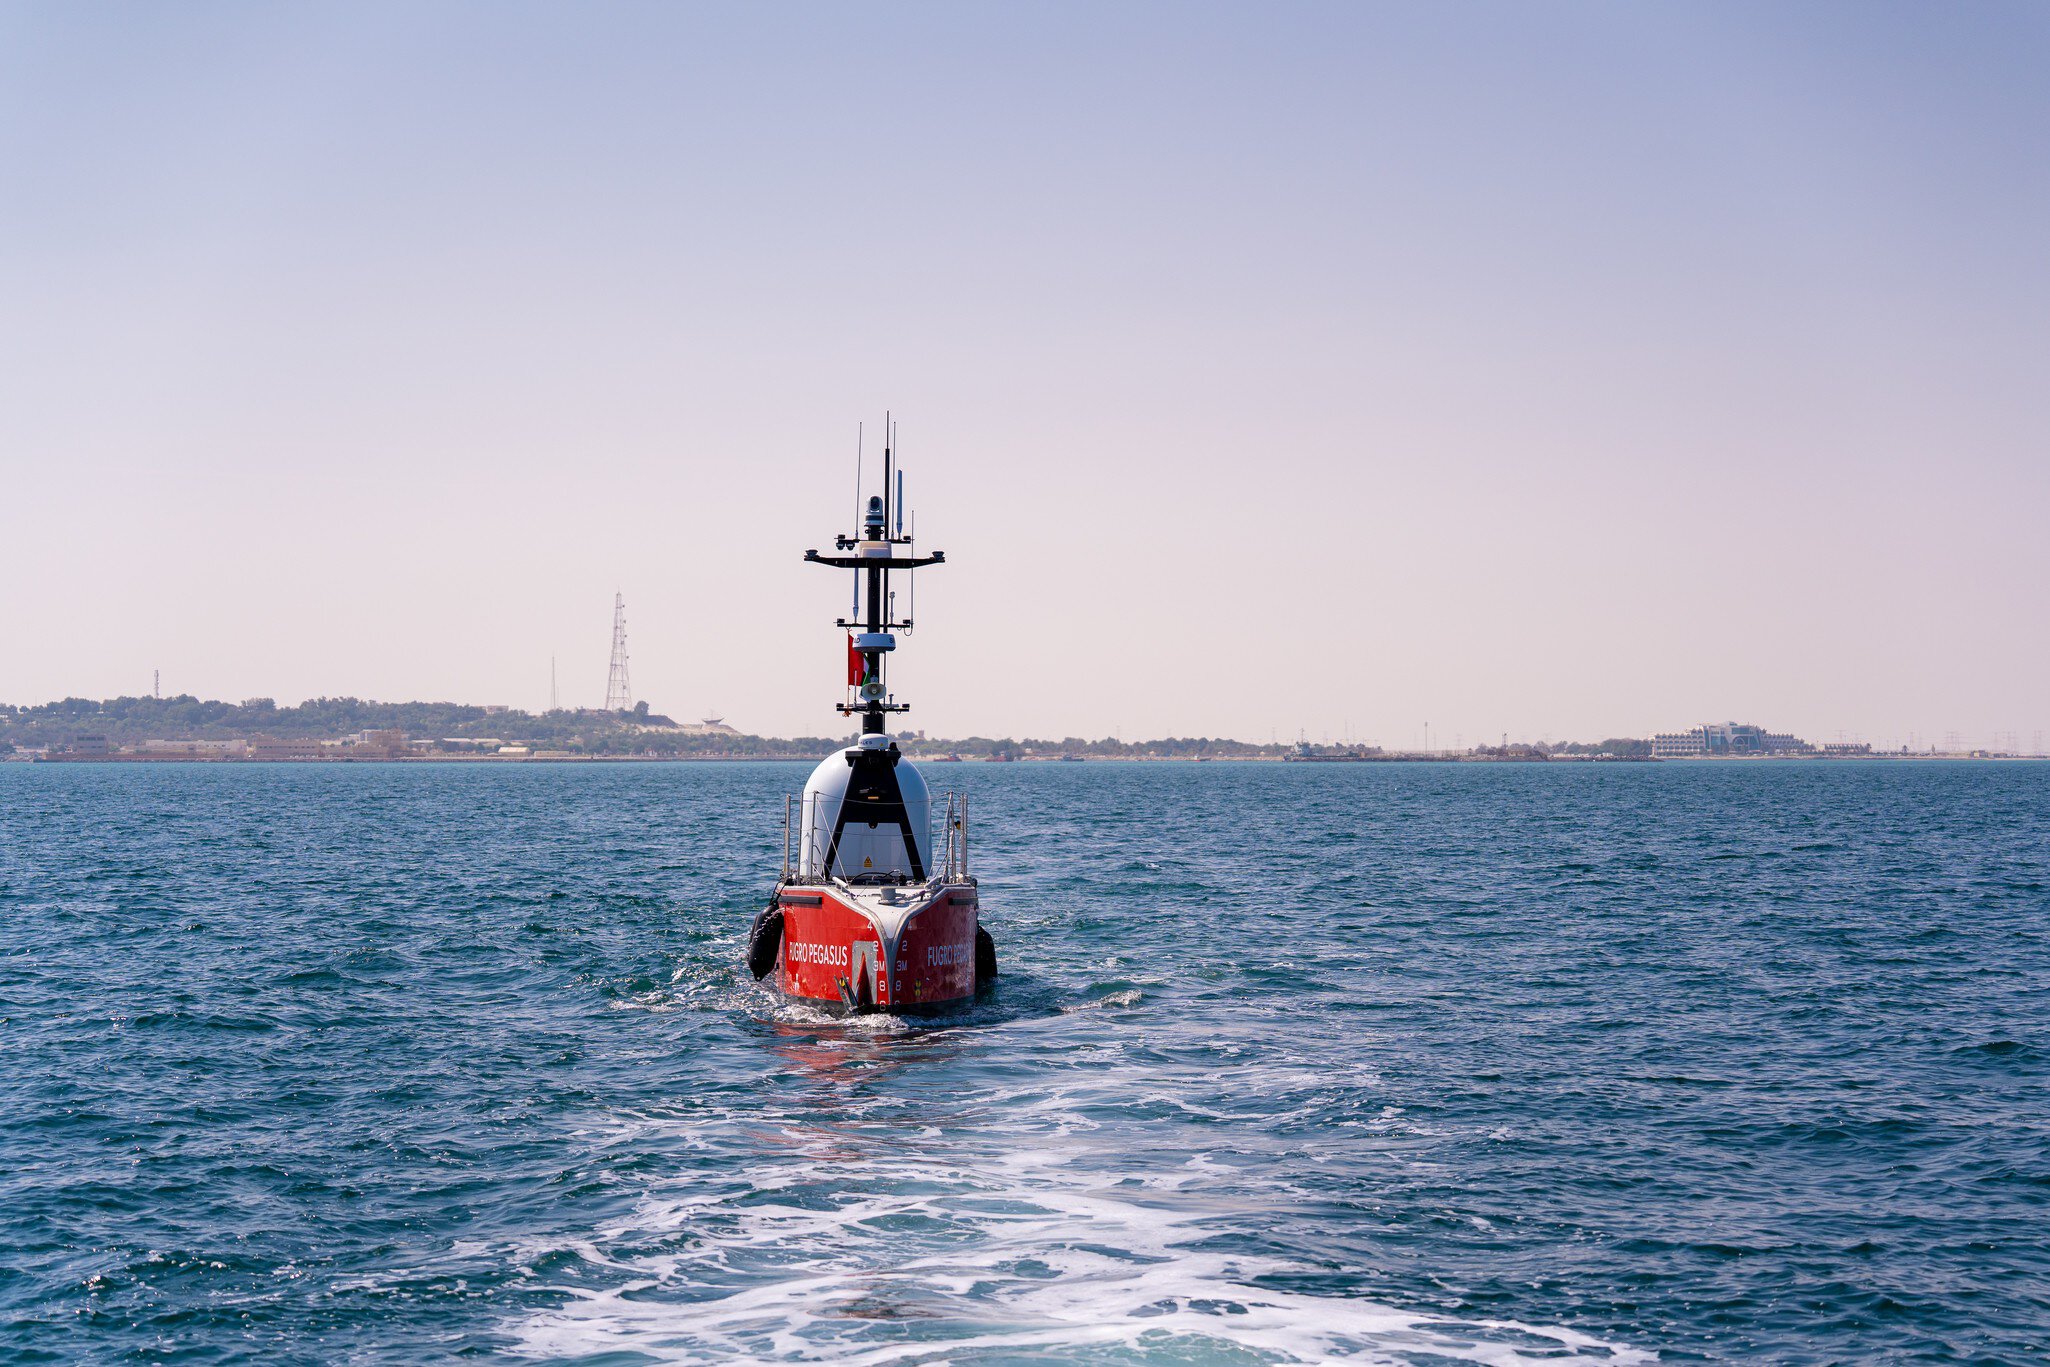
top-left (1058, 755), bottom-right (1083, 763)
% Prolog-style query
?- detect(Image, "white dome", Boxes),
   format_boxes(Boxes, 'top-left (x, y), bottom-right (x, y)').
top-left (798, 740), bottom-right (932, 880)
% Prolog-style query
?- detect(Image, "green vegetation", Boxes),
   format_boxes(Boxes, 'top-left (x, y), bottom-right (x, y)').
top-left (899, 734), bottom-right (1290, 760)
top-left (0, 697), bottom-right (1661, 760)
top-left (0, 695), bottom-right (829, 757)
top-left (1552, 737), bottom-right (1655, 758)
top-left (0, 697), bottom-right (1308, 758)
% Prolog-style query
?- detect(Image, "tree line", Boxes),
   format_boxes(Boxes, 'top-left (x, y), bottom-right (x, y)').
top-left (0, 696), bottom-right (1653, 759)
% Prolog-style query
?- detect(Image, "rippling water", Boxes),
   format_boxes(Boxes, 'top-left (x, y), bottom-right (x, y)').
top-left (3, 760), bottom-right (2047, 1363)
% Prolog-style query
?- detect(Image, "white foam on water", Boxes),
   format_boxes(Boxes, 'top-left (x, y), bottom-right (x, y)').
top-left (510, 1089), bottom-right (1653, 1366)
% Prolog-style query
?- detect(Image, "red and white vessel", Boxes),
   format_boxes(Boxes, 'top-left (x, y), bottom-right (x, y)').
top-left (746, 426), bottom-right (993, 1012)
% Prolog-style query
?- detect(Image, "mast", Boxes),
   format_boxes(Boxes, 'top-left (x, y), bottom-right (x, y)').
top-left (804, 423), bottom-right (945, 736)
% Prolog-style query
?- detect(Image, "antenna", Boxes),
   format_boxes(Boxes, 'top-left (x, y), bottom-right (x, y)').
top-left (153, 669), bottom-right (160, 700)
top-left (803, 414), bottom-right (946, 740)
top-left (550, 655), bottom-right (559, 711)
top-left (605, 592), bottom-right (633, 712)
top-left (853, 422), bottom-right (864, 531)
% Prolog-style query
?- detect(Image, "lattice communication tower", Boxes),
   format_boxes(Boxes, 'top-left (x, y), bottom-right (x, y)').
top-left (605, 592), bottom-right (633, 712)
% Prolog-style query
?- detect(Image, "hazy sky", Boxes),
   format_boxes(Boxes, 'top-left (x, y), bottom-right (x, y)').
top-left (2, 3), bottom-right (2045, 747)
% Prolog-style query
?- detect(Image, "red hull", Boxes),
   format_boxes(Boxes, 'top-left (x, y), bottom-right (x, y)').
top-left (776, 884), bottom-right (978, 1010)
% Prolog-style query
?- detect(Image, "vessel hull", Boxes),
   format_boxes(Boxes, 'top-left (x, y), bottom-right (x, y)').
top-left (776, 884), bottom-right (978, 1011)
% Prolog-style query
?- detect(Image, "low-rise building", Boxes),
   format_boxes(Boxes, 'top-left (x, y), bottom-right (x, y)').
top-left (249, 736), bottom-right (321, 760)
top-left (138, 739), bottom-right (247, 758)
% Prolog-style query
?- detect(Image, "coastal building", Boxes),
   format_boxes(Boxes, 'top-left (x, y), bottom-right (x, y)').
top-left (435, 737), bottom-right (504, 752)
top-left (138, 739), bottom-right (247, 758)
top-left (249, 736), bottom-right (321, 760)
top-left (1651, 722), bottom-right (1811, 758)
top-left (1652, 723), bottom-right (1805, 758)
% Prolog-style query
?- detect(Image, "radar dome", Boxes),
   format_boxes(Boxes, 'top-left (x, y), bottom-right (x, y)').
top-left (798, 738), bottom-right (932, 881)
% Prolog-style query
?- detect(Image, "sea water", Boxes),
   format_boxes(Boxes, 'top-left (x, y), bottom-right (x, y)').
top-left (2, 760), bottom-right (2046, 1363)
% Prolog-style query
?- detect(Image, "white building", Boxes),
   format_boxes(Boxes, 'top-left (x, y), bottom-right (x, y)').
top-left (1652, 722), bottom-right (1810, 758)
top-left (1651, 729), bottom-right (1707, 758)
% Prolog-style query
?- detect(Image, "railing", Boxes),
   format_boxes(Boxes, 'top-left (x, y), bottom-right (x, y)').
top-left (780, 789), bottom-right (969, 884)
top-left (782, 792), bottom-right (798, 882)
top-left (938, 790), bottom-right (969, 883)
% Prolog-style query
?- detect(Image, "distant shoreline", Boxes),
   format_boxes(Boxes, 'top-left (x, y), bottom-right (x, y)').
top-left (15, 752), bottom-right (2040, 766)
top-left (9, 698), bottom-right (2038, 763)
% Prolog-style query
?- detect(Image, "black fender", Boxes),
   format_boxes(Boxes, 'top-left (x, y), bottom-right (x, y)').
top-left (747, 903), bottom-right (784, 980)
top-left (975, 924), bottom-right (997, 988)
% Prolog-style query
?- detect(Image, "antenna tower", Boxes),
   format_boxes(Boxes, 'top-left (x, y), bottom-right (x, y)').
top-left (604, 593), bottom-right (633, 712)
